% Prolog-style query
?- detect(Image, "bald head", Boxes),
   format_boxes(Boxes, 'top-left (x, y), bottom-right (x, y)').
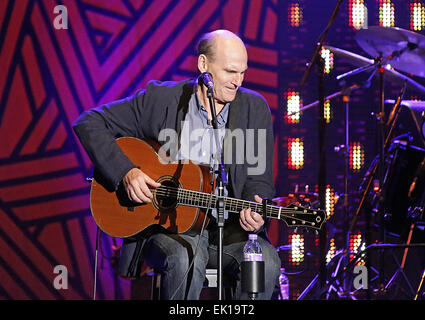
top-left (197, 30), bottom-right (248, 108)
top-left (197, 30), bottom-right (246, 62)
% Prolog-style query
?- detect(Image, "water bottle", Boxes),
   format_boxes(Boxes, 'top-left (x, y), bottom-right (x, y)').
top-left (243, 234), bottom-right (262, 261)
top-left (278, 268), bottom-right (289, 300)
top-left (241, 234), bottom-right (264, 298)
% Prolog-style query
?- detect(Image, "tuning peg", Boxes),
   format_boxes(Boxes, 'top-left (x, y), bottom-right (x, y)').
top-left (294, 227), bottom-right (298, 234)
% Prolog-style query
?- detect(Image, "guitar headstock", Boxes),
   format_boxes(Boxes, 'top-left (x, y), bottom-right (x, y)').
top-left (279, 203), bottom-right (327, 230)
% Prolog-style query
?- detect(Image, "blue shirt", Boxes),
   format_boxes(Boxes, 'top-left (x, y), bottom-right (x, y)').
top-left (177, 92), bottom-right (229, 165)
top-left (176, 91), bottom-right (230, 218)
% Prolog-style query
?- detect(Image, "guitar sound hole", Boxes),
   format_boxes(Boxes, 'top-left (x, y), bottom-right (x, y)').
top-left (154, 176), bottom-right (180, 211)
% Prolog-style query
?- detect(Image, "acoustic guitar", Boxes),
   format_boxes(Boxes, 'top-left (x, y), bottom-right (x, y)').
top-left (90, 137), bottom-right (326, 238)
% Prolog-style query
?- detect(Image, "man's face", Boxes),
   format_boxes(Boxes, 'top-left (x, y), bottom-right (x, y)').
top-left (206, 39), bottom-right (248, 105)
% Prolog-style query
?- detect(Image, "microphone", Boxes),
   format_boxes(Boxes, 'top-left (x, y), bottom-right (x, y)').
top-left (201, 72), bottom-right (214, 90)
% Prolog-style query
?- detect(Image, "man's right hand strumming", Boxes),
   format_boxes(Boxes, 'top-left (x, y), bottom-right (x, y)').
top-left (122, 168), bottom-right (161, 203)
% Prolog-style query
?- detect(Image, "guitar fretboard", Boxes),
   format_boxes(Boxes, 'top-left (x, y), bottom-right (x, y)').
top-left (154, 185), bottom-right (323, 228)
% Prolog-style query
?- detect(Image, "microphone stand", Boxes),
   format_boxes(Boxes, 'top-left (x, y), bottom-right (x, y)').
top-left (205, 84), bottom-right (227, 300)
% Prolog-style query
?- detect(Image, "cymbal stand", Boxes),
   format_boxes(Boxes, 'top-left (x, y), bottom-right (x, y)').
top-left (296, 83), bottom-right (362, 300)
top-left (377, 57), bottom-right (387, 288)
top-left (341, 85), bottom-right (354, 296)
top-left (295, 81), bottom-right (366, 300)
top-left (321, 84), bottom-right (359, 299)
top-left (321, 64), bottom-right (380, 298)
top-left (298, 1), bottom-right (344, 298)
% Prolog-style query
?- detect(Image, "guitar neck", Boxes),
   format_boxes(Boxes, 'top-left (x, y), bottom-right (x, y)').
top-left (176, 188), bottom-right (301, 222)
top-left (155, 185), bottom-right (324, 229)
top-left (178, 188), bottom-right (262, 214)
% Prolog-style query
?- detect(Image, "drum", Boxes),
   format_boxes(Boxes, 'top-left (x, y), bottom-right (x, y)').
top-left (380, 141), bottom-right (425, 235)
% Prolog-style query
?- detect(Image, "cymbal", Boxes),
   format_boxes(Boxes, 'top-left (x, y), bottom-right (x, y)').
top-left (324, 45), bottom-right (374, 67)
top-left (356, 26), bottom-right (425, 78)
top-left (385, 99), bottom-right (425, 112)
top-left (325, 45), bottom-right (425, 94)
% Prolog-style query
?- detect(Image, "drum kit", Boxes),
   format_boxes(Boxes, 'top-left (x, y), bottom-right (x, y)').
top-left (282, 26), bottom-right (425, 300)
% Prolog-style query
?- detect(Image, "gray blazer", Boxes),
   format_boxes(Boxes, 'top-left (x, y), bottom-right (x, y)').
top-left (73, 77), bottom-right (275, 277)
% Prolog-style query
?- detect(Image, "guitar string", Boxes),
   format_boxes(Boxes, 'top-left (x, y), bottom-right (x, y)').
top-left (153, 186), bottom-right (320, 216)
top-left (150, 185), bottom-right (323, 225)
top-left (153, 185), bottom-right (319, 215)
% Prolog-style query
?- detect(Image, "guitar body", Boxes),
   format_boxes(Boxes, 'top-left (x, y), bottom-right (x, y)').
top-left (90, 137), bottom-right (212, 238)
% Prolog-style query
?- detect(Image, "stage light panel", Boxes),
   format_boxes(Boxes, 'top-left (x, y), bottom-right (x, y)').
top-left (324, 99), bottom-right (332, 123)
top-left (349, 0), bottom-right (368, 30)
top-left (289, 233), bottom-right (305, 265)
top-left (287, 138), bottom-right (304, 170)
top-left (288, 3), bottom-right (303, 27)
top-left (326, 237), bottom-right (337, 263)
top-left (349, 232), bottom-right (366, 265)
top-left (285, 90), bottom-right (302, 124)
top-left (325, 185), bottom-right (337, 218)
top-left (379, 0), bottom-right (395, 27)
top-left (349, 142), bottom-right (365, 172)
top-left (411, 2), bottom-right (425, 31)
top-left (320, 48), bottom-right (334, 74)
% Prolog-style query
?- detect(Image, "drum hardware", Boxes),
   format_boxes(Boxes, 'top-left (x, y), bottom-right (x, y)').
top-left (293, 25), bottom-right (425, 299)
top-left (339, 26), bottom-right (421, 291)
top-left (294, 79), bottom-right (373, 300)
top-left (384, 99), bottom-right (425, 148)
top-left (324, 46), bottom-right (425, 94)
top-left (334, 82), bottom-right (356, 297)
top-left (408, 159), bottom-right (425, 301)
top-left (414, 269), bottom-right (425, 300)
top-left (368, 136), bottom-right (425, 235)
top-left (298, 25), bottom-right (425, 299)
top-left (422, 112), bottom-right (425, 141)
top-left (273, 186), bottom-right (320, 211)
top-left (407, 156), bottom-right (425, 222)
top-left (350, 134), bottom-right (425, 299)
top-left (356, 26), bottom-right (425, 79)
top-left (354, 28), bottom-right (425, 255)
top-left (287, 82), bottom-right (367, 119)
top-left (323, 81), bottom-right (408, 299)
top-left (318, 242), bottom-right (425, 300)
top-left (299, 1), bottom-right (346, 298)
